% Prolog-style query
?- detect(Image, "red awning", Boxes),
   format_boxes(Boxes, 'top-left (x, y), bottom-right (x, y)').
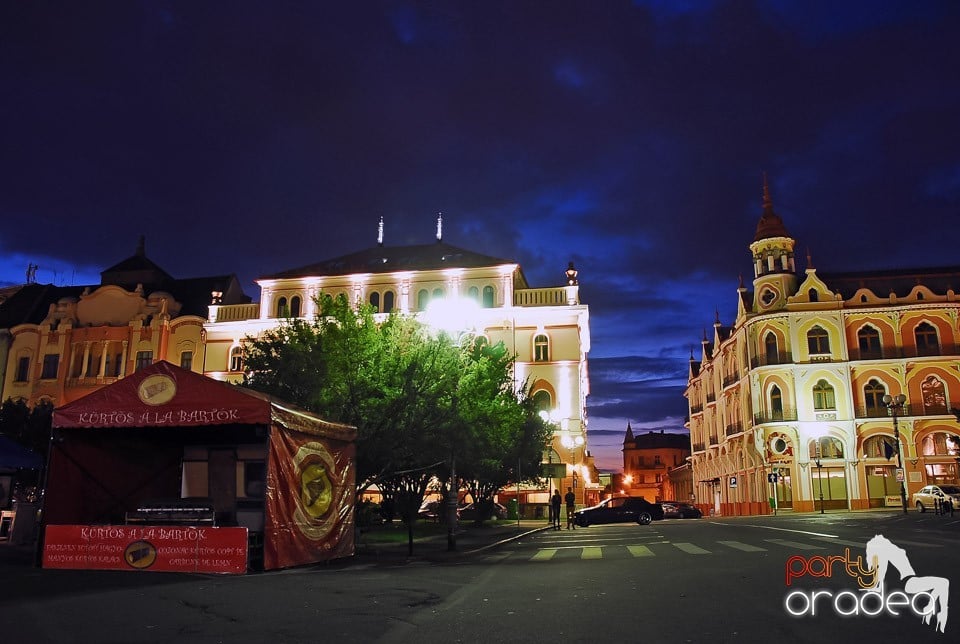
top-left (53, 361), bottom-right (272, 428)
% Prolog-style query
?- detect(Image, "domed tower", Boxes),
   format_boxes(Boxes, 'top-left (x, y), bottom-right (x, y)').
top-left (750, 175), bottom-right (797, 312)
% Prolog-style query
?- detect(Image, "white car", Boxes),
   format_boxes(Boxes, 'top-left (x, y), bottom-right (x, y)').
top-left (912, 484), bottom-right (960, 512)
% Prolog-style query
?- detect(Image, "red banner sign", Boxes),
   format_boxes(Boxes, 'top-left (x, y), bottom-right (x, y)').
top-left (43, 524), bottom-right (249, 574)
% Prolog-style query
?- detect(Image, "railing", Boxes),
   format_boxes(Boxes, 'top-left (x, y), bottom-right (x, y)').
top-left (709, 436), bottom-right (719, 446)
top-left (692, 442), bottom-right (705, 452)
top-left (750, 352), bottom-right (791, 368)
top-left (690, 404), bottom-right (703, 414)
top-left (706, 392), bottom-right (716, 403)
top-left (722, 373), bottom-right (741, 388)
top-left (854, 405), bottom-right (890, 419)
top-left (753, 408), bottom-right (798, 424)
top-left (514, 287), bottom-right (574, 307)
top-left (848, 348), bottom-right (886, 361)
top-left (725, 422), bottom-right (743, 436)
top-left (849, 345), bottom-right (960, 360)
top-left (211, 303), bottom-right (260, 323)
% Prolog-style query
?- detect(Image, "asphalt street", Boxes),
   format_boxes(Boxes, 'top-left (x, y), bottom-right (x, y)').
top-left (1, 511), bottom-right (957, 643)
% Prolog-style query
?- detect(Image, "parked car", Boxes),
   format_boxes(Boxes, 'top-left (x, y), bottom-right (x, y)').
top-left (458, 502), bottom-right (508, 521)
top-left (661, 501), bottom-right (703, 519)
top-left (574, 496), bottom-right (664, 527)
top-left (912, 484), bottom-right (960, 512)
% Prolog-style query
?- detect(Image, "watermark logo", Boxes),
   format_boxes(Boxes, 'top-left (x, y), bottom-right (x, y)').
top-left (784, 534), bottom-right (949, 633)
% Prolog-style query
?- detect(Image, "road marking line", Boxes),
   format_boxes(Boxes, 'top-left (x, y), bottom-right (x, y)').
top-left (673, 542), bottom-right (710, 554)
top-left (581, 546), bottom-right (603, 559)
top-left (709, 522), bottom-right (837, 538)
top-left (627, 545), bottom-right (655, 557)
top-left (765, 539), bottom-right (824, 550)
top-left (810, 536), bottom-right (865, 548)
top-left (718, 540), bottom-right (766, 552)
top-left (532, 549), bottom-right (557, 561)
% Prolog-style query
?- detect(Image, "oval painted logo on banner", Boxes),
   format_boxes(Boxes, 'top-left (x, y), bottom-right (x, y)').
top-left (137, 374), bottom-right (177, 406)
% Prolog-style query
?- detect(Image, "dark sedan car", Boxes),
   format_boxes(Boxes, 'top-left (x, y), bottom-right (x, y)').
top-left (661, 501), bottom-right (703, 519)
top-left (574, 496), bottom-right (664, 526)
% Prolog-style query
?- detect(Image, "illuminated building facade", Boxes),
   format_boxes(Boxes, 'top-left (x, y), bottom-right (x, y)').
top-left (202, 222), bottom-right (596, 507)
top-left (619, 424), bottom-right (691, 502)
top-left (0, 239), bottom-right (249, 406)
top-left (686, 184), bottom-right (960, 515)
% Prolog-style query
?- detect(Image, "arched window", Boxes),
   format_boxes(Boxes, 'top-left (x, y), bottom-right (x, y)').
top-left (770, 385), bottom-right (783, 420)
top-left (290, 296), bottom-right (302, 318)
top-left (432, 288), bottom-right (444, 300)
top-left (863, 435), bottom-right (892, 458)
top-left (276, 297), bottom-right (288, 318)
top-left (764, 333), bottom-right (779, 365)
top-left (857, 326), bottom-right (881, 360)
top-left (921, 375), bottom-right (947, 414)
top-left (808, 288), bottom-right (818, 302)
top-left (482, 285), bottom-right (495, 308)
top-left (383, 291), bottom-right (395, 313)
top-left (532, 390), bottom-right (552, 412)
top-left (417, 289), bottom-right (429, 311)
top-left (921, 432), bottom-right (960, 456)
top-left (467, 286), bottom-right (479, 302)
top-left (369, 292), bottom-right (380, 312)
top-left (915, 322), bottom-right (940, 356)
top-left (533, 334), bottom-right (550, 362)
top-left (863, 379), bottom-right (887, 417)
top-left (809, 437), bottom-right (844, 459)
top-left (229, 346), bottom-right (244, 372)
top-left (807, 326), bottom-right (830, 355)
top-left (813, 379), bottom-right (835, 410)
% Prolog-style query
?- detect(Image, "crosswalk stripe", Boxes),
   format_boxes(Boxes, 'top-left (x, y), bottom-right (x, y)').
top-left (718, 540), bottom-right (766, 552)
top-left (673, 542), bottom-right (710, 554)
top-left (532, 549), bottom-right (557, 561)
top-left (766, 539), bottom-right (823, 550)
top-left (581, 546), bottom-right (603, 560)
top-left (627, 545), bottom-right (655, 557)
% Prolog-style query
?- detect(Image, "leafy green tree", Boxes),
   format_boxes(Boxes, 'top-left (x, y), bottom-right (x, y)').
top-left (0, 398), bottom-right (52, 457)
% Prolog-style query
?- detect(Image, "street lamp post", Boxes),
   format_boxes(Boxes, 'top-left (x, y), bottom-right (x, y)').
top-left (814, 440), bottom-right (824, 514)
top-left (447, 455), bottom-right (457, 551)
top-left (883, 393), bottom-right (909, 514)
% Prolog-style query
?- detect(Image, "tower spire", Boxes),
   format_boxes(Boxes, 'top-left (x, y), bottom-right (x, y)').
top-left (377, 216), bottom-right (384, 246)
top-left (436, 212), bottom-right (443, 242)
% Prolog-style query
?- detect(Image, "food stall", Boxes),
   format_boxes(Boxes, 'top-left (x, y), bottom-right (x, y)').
top-left (41, 360), bottom-right (356, 573)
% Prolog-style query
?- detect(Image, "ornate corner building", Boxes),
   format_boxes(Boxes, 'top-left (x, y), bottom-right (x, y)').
top-left (686, 182), bottom-right (960, 515)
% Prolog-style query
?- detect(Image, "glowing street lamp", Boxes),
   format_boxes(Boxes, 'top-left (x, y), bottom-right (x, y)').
top-left (883, 394), bottom-right (909, 514)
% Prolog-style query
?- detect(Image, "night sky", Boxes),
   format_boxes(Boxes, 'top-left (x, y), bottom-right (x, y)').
top-left (3, 1), bottom-right (959, 471)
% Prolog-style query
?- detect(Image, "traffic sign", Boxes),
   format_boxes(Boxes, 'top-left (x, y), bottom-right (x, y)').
top-left (729, 476), bottom-right (738, 488)
top-left (767, 473), bottom-right (779, 483)
top-left (895, 468), bottom-right (904, 482)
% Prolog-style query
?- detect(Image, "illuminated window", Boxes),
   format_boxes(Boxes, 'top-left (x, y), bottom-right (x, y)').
top-left (921, 375), bottom-right (947, 414)
top-left (857, 326), bottom-right (882, 359)
top-left (383, 291), bottom-right (394, 313)
top-left (482, 285), bottom-right (495, 308)
top-left (921, 432), bottom-right (960, 456)
top-left (276, 297), bottom-right (288, 317)
top-left (864, 379), bottom-right (886, 416)
top-left (532, 390), bottom-right (552, 412)
top-left (807, 326), bottom-right (830, 355)
top-left (290, 296), bottom-right (302, 317)
top-left (135, 351), bottom-right (153, 372)
top-left (810, 437), bottom-right (844, 459)
top-left (813, 379), bottom-right (835, 410)
top-left (915, 322), bottom-right (939, 356)
top-left (863, 435), bottom-right (890, 458)
top-left (770, 385), bottom-right (783, 419)
top-left (15, 356), bottom-right (29, 382)
top-left (654, 455), bottom-right (661, 465)
top-left (181, 351), bottom-right (193, 371)
top-left (230, 346), bottom-right (244, 372)
top-left (534, 334), bottom-right (550, 362)
top-left (467, 286), bottom-right (480, 302)
top-left (764, 333), bottom-right (779, 364)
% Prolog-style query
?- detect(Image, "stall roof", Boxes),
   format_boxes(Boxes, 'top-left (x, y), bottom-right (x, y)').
top-left (53, 361), bottom-right (356, 442)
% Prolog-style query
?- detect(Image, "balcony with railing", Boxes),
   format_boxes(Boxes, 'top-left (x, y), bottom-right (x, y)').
top-left (692, 442), bottom-right (705, 452)
top-left (849, 344), bottom-right (960, 361)
top-left (706, 392), bottom-right (716, 403)
top-left (690, 403), bottom-right (703, 414)
top-left (750, 352), bottom-right (791, 368)
top-left (709, 435), bottom-right (719, 446)
top-left (725, 421), bottom-right (744, 437)
top-left (514, 287), bottom-right (575, 307)
top-left (210, 303), bottom-right (260, 323)
top-left (722, 372), bottom-right (741, 388)
top-left (753, 408), bottom-right (798, 424)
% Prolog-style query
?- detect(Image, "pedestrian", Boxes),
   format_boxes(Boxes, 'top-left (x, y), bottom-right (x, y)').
top-left (551, 490), bottom-right (562, 530)
top-left (565, 487), bottom-right (576, 529)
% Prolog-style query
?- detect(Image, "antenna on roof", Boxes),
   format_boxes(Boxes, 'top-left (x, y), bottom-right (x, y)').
top-left (436, 212), bottom-right (443, 243)
top-left (377, 216), bottom-right (384, 246)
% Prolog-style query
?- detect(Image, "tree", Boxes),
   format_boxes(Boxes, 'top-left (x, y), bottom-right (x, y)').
top-left (0, 398), bottom-right (52, 458)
